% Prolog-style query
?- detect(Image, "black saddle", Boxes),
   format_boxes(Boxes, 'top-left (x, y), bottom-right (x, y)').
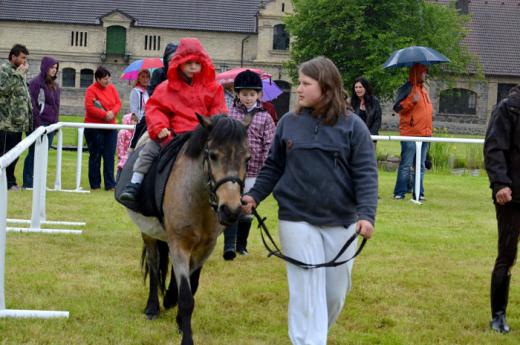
top-left (115, 133), bottom-right (191, 221)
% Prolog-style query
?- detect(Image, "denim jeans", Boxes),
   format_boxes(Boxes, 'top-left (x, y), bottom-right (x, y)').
top-left (84, 128), bottom-right (117, 190)
top-left (393, 141), bottom-right (429, 197)
top-left (22, 130), bottom-right (55, 188)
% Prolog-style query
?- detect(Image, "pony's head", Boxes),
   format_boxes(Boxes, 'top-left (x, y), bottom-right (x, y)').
top-left (185, 114), bottom-right (251, 226)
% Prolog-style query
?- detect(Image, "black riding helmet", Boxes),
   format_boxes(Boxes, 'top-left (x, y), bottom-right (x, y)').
top-left (234, 70), bottom-right (263, 91)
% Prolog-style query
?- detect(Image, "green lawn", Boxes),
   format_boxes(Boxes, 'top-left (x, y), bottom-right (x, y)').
top-left (1, 131), bottom-right (518, 344)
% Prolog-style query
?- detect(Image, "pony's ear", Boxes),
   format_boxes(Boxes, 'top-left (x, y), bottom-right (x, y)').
top-left (242, 112), bottom-right (253, 129)
top-left (196, 113), bottom-right (213, 130)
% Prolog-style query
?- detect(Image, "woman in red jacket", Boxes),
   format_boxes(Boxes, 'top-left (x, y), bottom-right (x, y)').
top-left (120, 37), bottom-right (227, 201)
top-left (84, 66), bottom-right (121, 190)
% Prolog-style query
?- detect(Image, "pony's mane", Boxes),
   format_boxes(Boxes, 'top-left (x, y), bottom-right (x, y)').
top-left (184, 115), bottom-right (247, 158)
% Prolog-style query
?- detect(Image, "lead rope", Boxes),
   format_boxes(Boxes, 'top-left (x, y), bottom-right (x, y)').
top-left (252, 209), bottom-right (367, 270)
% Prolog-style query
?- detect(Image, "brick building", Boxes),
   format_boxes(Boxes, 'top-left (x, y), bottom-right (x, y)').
top-left (0, 0), bottom-right (294, 116)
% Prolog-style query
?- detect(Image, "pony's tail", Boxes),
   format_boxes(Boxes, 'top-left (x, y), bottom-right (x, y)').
top-left (140, 240), bottom-right (170, 296)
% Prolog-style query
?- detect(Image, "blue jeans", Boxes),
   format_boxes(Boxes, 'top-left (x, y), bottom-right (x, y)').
top-left (393, 141), bottom-right (429, 197)
top-left (22, 130), bottom-right (55, 188)
top-left (84, 128), bottom-right (117, 190)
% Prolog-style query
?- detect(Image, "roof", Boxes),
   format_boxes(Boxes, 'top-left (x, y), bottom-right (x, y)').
top-left (0, 0), bottom-right (265, 34)
top-left (431, 0), bottom-right (520, 77)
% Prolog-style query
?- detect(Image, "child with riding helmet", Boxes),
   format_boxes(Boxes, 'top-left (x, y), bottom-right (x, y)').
top-left (241, 57), bottom-right (378, 345)
top-left (222, 70), bottom-right (276, 260)
top-left (120, 38), bottom-right (227, 201)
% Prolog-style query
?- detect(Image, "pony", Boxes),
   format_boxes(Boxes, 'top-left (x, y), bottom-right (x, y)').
top-left (126, 114), bottom-right (251, 345)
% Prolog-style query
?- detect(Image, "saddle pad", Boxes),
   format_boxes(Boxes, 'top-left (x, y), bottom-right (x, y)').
top-left (115, 133), bottom-right (191, 220)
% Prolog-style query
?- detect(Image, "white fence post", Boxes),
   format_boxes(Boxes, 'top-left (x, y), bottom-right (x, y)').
top-left (413, 141), bottom-right (423, 204)
top-left (75, 127), bottom-right (84, 192)
top-left (0, 169), bottom-right (8, 310)
top-left (30, 136), bottom-right (44, 229)
top-left (54, 128), bottom-right (63, 191)
top-left (0, 167), bottom-right (68, 318)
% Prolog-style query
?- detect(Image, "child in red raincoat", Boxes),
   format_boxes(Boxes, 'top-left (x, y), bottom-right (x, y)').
top-left (120, 38), bottom-right (228, 201)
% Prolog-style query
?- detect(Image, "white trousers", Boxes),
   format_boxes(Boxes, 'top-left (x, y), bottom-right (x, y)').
top-left (279, 220), bottom-right (357, 345)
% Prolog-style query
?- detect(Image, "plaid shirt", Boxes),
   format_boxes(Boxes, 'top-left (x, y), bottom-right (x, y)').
top-left (228, 101), bottom-right (276, 177)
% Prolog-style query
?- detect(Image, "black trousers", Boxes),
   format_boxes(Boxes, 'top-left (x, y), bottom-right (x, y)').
top-left (493, 203), bottom-right (520, 276)
top-left (84, 128), bottom-right (117, 190)
top-left (491, 202), bottom-right (520, 316)
top-left (0, 130), bottom-right (23, 188)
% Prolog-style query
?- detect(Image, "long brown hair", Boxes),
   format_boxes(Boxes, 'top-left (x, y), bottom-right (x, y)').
top-left (295, 56), bottom-right (349, 125)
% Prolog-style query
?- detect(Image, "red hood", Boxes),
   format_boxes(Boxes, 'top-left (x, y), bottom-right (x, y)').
top-left (167, 38), bottom-right (216, 87)
top-left (408, 64), bottom-right (428, 86)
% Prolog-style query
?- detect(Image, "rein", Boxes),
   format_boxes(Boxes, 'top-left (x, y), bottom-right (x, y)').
top-left (203, 148), bottom-right (244, 212)
top-left (252, 209), bottom-right (367, 270)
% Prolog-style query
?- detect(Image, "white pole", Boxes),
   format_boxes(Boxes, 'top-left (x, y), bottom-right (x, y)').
top-left (0, 309), bottom-right (69, 318)
top-left (412, 141), bottom-right (423, 204)
top-left (39, 134), bottom-right (49, 222)
top-left (54, 129), bottom-right (63, 191)
top-left (0, 169), bottom-right (8, 310)
top-left (6, 228), bottom-right (82, 235)
top-left (7, 219), bottom-right (85, 226)
top-left (75, 128), bottom-right (84, 191)
top-left (30, 136), bottom-right (44, 230)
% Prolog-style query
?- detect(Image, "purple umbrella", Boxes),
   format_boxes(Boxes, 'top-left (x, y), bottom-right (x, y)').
top-left (262, 79), bottom-right (283, 102)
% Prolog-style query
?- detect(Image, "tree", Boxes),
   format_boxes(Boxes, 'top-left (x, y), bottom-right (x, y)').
top-left (285, 0), bottom-right (480, 100)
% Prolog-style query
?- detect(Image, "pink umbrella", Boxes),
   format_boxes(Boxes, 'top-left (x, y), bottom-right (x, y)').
top-left (216, 67), bottom-right (271, 85)
top-left (120, 58), bottom-right (164, 80)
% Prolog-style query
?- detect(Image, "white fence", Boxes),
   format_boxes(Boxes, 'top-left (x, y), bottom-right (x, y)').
top-left (0, 121), bottom-right (485, 319)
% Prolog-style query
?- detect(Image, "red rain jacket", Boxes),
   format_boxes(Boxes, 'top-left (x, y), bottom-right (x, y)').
top-left (145, 38), bottom-right (227, 141)
top-left (84, 82), bottom-right (121, 124)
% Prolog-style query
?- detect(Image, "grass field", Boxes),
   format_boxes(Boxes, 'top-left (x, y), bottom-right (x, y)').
top-left (1, 125), bottom-right (519, 344)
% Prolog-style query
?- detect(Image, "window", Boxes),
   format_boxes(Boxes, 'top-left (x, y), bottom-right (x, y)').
top-left (71, 31), bottom-right (88, 47)
top-left (144, 35), bottom-right (161, 51)
top-left (62, 68), bottom-right (76, 87)
top-left (80, 69), bottom-right (94, 88)
top-left (497, 83), bottom-right (516, 104)
top-left (220, 65), bottom-right (229, 73)
top-left (273, 24), bottom-right (290, 50)
top-left (282, 3), bottom-right (285, 12)
top-left (106, 26), bottom-right (126, 55)
top-left (455, 0), bottom-right (470, 15)
top-left (439, 88), bottom-right (477, 115)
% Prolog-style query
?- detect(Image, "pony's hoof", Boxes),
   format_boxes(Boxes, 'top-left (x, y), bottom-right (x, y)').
top-left (163, 293), bottom-right (178, 309)
top-left (145, 312), bottom-right (159, 320)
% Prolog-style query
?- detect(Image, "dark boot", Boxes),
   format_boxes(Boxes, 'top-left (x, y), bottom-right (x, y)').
top-left (120, 182), bottom-right (141, 202)
top-left (490, 272), bottom-right (511, 333)
top-left (236, 219), bottom-right (252, 255)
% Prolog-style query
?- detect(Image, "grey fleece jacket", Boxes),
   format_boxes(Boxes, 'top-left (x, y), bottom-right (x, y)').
top-left (247, 109), bottom-right (378, 227)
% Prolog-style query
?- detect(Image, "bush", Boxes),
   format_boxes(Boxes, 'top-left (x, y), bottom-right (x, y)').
top-left (428, 142), bottom-right (454, 172)
top-left (465, 144), bottom-right (484, 170)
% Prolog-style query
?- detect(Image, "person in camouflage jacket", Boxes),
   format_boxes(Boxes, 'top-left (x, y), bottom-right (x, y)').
top-left (0, 44), bottom-right (32, 190)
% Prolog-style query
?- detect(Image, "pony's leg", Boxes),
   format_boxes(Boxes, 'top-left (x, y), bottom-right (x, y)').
top-left (171, 248), bottom-right (195, 345)
top-left (190, 267), bottom-right (202, 296)
top-left (142, 235), bottom-right (161, 320)
top-left (164, 265), bottom-right (178, 309)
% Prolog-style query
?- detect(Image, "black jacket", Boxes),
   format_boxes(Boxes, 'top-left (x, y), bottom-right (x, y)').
top-left (484, 85), bottom-right (520, 203)
top-left (352, 96), bottom-right (382, 135)
top-left (147, 42), bottom-right (178, 96)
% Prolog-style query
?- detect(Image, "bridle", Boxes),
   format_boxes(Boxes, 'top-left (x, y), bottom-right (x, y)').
top-left (203, 147), bottom-right (245, 212)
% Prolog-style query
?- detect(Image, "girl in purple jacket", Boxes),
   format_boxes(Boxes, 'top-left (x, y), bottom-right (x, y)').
top-left (23, 56), bottom-right (60, 189)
